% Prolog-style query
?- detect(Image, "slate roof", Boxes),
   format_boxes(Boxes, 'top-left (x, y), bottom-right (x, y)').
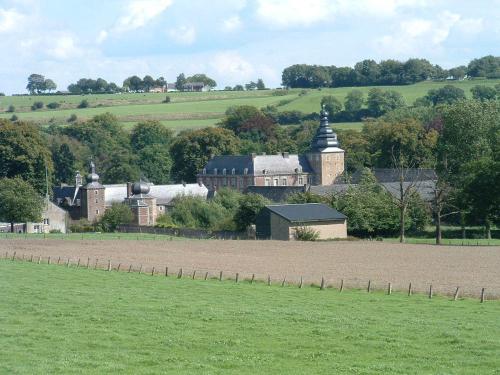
top-left (201, 154), bottom-right (313, 176)
top-left (266, 203), bottom-right (347, 223)
top-left (104, 183), bottom-right (208, 205)
top-left (337, 168), bottom-right (437, 184)
top-left (245, 186), bottom-right (307, 202)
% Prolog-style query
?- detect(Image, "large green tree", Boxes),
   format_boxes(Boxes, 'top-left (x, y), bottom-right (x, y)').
top-left (170, 127), bottom-right (240, 182)
top-left (0, 177), bottom-right (44, 232)
top-left (0, 120), bottom-right (53, 193)
top-left (99, 203), bottom-right (133, 232)
top-left (130, 120), bottom-right (173, 151)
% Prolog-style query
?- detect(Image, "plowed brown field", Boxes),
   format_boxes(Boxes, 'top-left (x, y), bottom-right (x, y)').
top-left (2, 238), bottom-right (499, 298)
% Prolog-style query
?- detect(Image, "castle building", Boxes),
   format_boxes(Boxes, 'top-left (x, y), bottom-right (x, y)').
top-left (197, 106), bottom-right (345, 191)
top-left (80, 161), bottom-right (105, 222)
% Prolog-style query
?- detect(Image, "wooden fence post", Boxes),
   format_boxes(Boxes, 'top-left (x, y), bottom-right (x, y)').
top-left (267, 275), bottom-right (271, 286)
top-left (165, 266), bottom-right (168, 277)
top-left (428, 284), bottom-right (433, 299)
top-left (12, 251), bottom-right (16, 261)
top-left (94, 259), bottom-right (98, 269)
top-left (138, 264), bottom-right (142, 274)
top-left (219, 271), bottom-right (223, 281)
top-left (204, 272), bottom-right (209, 281)
top-left (66, 258), bottom-right (70, 267)
top-left (320, 277), bottom-right (325, 290)
top-left (299, 276), bottom-right (303, 289)
top-left (235, 273), bottom-right (239, 283)
top-left (77, 258), bottom-right (81, 268)
top-left (251, 274), bottom-right (255, 284)
top-left (192, 270), bottom-right (196, 279)
top-left (281, 276), bottom-right (286, 287)
top-left (107, 260), bottom-right (111, 271)
top-left (22, 254), bottom-right (25, 261)
top-left (387, 282), bottom-right (392, 295)
top-left (86, 258), bottom-right (90, 269)
top-left (367, 280), bottom-right (371, 293)
top-left (4, 251), bottom-right (7, 259)
top-left (340, 279), bottom-right (344, 292)
top-left (177, 268), bottom-right (183, 278)
top-left (408, 282), bottom-right (412, 296)
top-left (453, 287), bottom-right (460, 301)
top-left (30, 254), bottom-right (33, 263)
top-left (47, 256), bottom-right (51, 265)
top-left (117, 263), bottom-right (121, 272)
top-left (151, 267), bottom-right (155, 276)
top-left (38, 256), bottom-right (41, 265)
top-left (128, 265), bottom-right (132, 273)
top-left (480, 288), bottom-right (485, 303)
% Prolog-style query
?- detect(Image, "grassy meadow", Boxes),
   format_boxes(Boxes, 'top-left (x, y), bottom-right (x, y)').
top-left (1, 260), bottom-right (499, 374)
top-left (1, 78), bottom-right (498, 132)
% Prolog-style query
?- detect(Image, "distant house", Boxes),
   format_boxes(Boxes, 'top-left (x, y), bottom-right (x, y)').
top-left (26, 197), bottom-right (68, 234)
top-left (255, 203), bottom-right (347, 240)
top-left (149, 86), bottom-right (166, 93)
top-left (182, 82), bottom-right (210, 92)
top-left (166, 83), bottom-right (178, 92)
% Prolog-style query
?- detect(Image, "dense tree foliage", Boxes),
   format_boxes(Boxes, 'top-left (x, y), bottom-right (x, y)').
top-left (0, 177), bottom-right (44, 232)
top-left (26, 74), bottom-right (57, 94)
top-left (99, 203), bottom-right (133, 232)
top-left (470, 85), bottom-right (497, 101)
top-left (424, 85), bottom-right (466, 105)
top-left (467, 55), bottom-right (500, 78)
top-left (68, 78), bottom-right (120, 94)
top-left (0, 120), bottom-right (53, 193)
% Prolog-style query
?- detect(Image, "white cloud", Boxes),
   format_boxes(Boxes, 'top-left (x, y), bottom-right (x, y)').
top-left (456, 17), bottom-right (484, 35)
top-left (211, 51), bottom-right (255, 81)
top-left (336, 0), bottom-right (429, 17)
top-left (256, 0), bottom-right (333, 28)
top-left (0, 8), bottom-right (25, 32)
top-left (46, 34), bottom-right (82, 60)
top-left (374, 11), bottom-right (462, 56)
top-left (96, 30), bottom-right (108, 44)
top-left (113, 0), bottom-right (172, 32)
top-left (222, 15), bottom-right (242, 32)
top-left (168, 25), bottom-right (196, 45)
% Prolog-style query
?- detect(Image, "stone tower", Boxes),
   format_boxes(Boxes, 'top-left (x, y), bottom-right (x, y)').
top-left (80, 161), bottom-right (105, 222)
top-left (306, 106), bottom-right (345, 185)
top-left (125, 181), bottom-right (157, 226)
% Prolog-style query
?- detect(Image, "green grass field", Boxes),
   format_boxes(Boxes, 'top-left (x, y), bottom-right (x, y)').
top-left (1, 79), bottom-right (498, 132)
top-left (1, 260), bottom-right (499, 374)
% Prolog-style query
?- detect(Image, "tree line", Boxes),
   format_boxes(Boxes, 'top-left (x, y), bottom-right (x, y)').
top-left (282, 55), bottom-right (500, 88)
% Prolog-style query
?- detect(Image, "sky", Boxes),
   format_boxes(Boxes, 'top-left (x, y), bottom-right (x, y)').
top-left (0, 0), bottom-right (499, 94)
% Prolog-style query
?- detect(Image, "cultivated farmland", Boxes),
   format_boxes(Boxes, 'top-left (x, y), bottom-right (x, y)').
top-left (1, 78), bottom-right (498, 132)
top-left (2, 238), bottom-right (499, 297)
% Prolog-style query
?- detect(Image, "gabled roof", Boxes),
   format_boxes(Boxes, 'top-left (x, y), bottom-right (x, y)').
top-left (337, 168), bottom-right (437, 184)
top-left (201, 154), bottom-right (313, 176)
top-left (104, 183), bottom-right (208, 205)
top-left (245, 186), bottom-right (307, 202)
top-left (265, 203), bottom-right (346, 223)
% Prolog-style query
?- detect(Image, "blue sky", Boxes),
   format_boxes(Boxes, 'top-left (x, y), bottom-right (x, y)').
top-left (0, 0), bottom-right (499, 94)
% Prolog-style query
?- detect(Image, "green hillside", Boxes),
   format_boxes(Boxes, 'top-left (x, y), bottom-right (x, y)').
top-left (1, 79), bottom-right (498, 132)
top-left (2, 260), bottom-right (500, 374)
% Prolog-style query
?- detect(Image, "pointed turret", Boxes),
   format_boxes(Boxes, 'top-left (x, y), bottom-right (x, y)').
top-left (310, 105), bottom-right (340, 151)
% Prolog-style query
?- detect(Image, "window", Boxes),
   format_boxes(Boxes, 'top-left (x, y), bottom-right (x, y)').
top-left (282, 178), bottom-right (287, 186)
top-left (95, 199), bottom-right (98, 203)
top-left (223, 168), bottom-right (227, 175)
top-left (214, 168), bottom-right (218, 175)
top-left (96, 209), bottom-right (99, 215)
top-left (265, 178), bottom-right (271, 186)
top-left (95, 190), bottom-right (98, 195)
top-left (298, 176), bottom-right (303, 185)
top-left (273, 178), bottom-right (278, 186)
top-left (231, 168), bottom-right (235, 175)
top-left (43, 218), bottom-right (49, 225)
top-left (231, 178), bottom-right (236, 187)
top-left (243, 168), bottom-right (248, 175)
top-left (202, 168), bottom-right (206, 175)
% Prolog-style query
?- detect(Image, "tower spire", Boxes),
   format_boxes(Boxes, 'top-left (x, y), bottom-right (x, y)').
top-left (310, 105), bottom-right (340, 151)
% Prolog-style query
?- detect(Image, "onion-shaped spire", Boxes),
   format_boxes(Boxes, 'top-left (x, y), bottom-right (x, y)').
top-left (310, 105), bottom-right (340, 151)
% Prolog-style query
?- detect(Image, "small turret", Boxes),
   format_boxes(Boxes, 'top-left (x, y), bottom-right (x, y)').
top-left (310, 105), bottom-right (340, 151)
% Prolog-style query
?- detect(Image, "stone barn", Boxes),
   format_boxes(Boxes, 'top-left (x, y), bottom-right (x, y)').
top-left (255, 203), bottom-right (347, 241)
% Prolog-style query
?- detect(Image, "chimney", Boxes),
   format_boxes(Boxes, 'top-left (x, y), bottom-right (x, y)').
top-left (126, 182), bottom-right (132, 198)
top-left (283, 152), bottom-right (289, 158)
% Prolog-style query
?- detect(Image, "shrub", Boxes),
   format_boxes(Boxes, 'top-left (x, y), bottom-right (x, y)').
top-left (163, 95), bottom-right (171, 103)
top-left (10, 114), bottom-right (18, 122)
top-left (47, 102), bottom-right (61, 109)
top-left (299, 90), bottom-right (308, 96)
top-left (31, 101), bottom-right (44, 110)
top-left (0, 92), bottom-right (5, 96)
top-left (6, 105), bottom-right (15, 112)
top-left (272, 90), bottom-right (289, 96)
top-left (78, 99), bottom-right (89, 108)
top-left (67, 114), bottom-right (77, 122)
top-left (156, 214), bottom-right (177, 228)
top-left (277, 99), bottom-right (293, 107)
top-left (49, 229), bottom-right (61, 234)
top-left (99, 203), bottom-right (133, 232)
top-left (294, 225), bottom-right (320, 241)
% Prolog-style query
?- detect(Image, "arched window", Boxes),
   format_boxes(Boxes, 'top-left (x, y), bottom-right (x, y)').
top-left (214, 168), bottom-right (218, 175)
top-left (231, 168), bottom-right (236, 175)
top-left (243, 168), bottom-right (248, 175)
top-left (222, 168), bottom-right (227, 175)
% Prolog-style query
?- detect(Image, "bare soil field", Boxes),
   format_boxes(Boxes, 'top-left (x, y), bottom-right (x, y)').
top-left (2, 238), bottom-right (500, 297)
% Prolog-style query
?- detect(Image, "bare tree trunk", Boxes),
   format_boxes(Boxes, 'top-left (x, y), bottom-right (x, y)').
top-left (435, 209), bottom-right (442, 245)
top-left (400, 206), bottom-right (406, 243)
top-left (485, 219), bottom-right (492, 240)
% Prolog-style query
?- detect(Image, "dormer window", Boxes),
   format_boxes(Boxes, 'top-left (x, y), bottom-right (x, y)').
top-left (222, 168), bottom-right (227, 175)
top-left (202, 168), bottom-right (206, 175)
top-left (214, 168), bottom-right (218, 175)
top-left (231, 168), bottom-right (235, 175)
top-left (243, 168), bottom-right (248, 175)
top-left (262, 169), bottom-right (266, 175)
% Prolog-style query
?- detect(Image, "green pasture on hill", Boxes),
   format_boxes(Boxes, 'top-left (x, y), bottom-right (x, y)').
top-left (1, 260), bottom-right (499, 374)
top-left (1, 79), bottom-right (498, 132)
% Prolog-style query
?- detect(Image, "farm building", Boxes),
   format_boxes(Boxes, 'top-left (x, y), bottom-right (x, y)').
top-left (255, 203), bottom-right (347, 241)
top-left (182, 82), bottom-right (211, 92)
top-left (26, 197), bottom-right (68, 234)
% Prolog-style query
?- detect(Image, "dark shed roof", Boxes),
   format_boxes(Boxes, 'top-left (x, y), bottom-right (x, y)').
top-left (266, 203), bottom-right (346, 223)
